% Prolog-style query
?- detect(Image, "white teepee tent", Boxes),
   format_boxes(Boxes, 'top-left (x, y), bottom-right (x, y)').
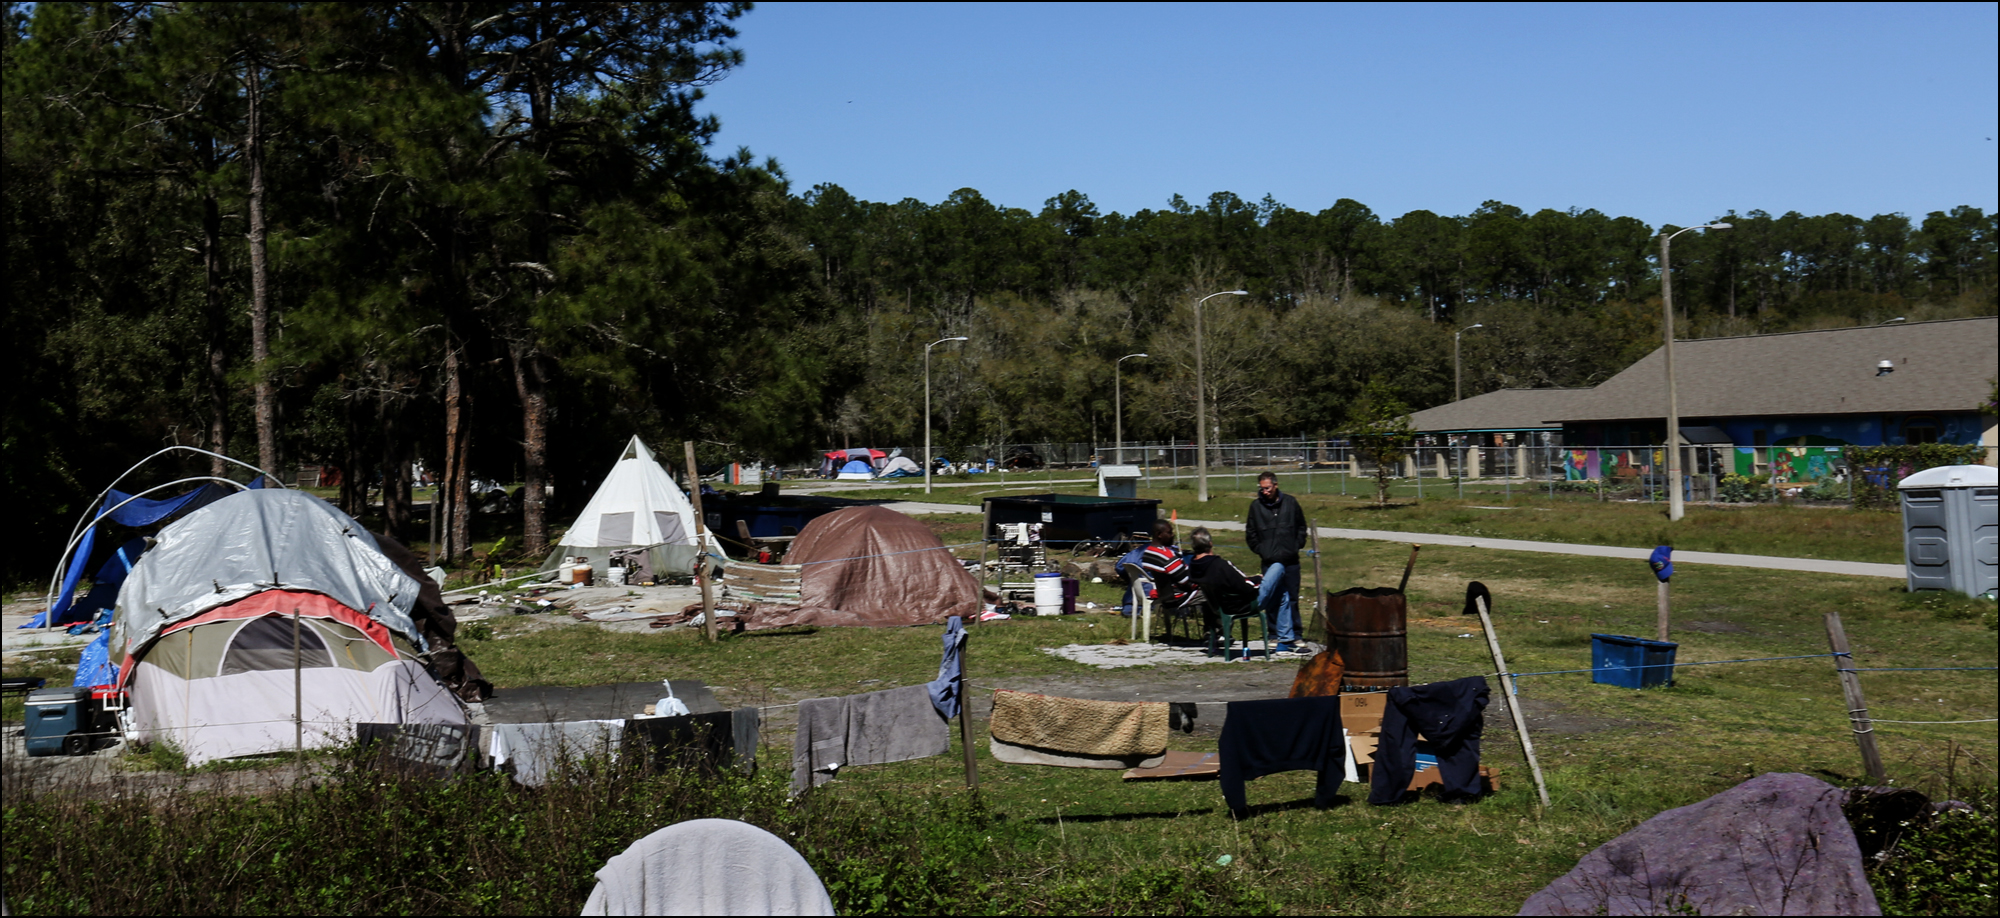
top-left (547, 437), bottom-right (705, 578)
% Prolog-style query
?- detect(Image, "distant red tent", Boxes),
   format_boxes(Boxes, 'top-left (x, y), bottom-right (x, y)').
top-left (678, 506), bottom-right (982, 630)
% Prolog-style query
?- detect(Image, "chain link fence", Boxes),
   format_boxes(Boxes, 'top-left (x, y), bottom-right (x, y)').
top-left (785, 438), bottom-right (1863, 505)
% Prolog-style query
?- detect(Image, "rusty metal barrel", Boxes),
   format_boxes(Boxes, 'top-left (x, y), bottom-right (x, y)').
top-left (1324, 587), bottom-right (1408, 689)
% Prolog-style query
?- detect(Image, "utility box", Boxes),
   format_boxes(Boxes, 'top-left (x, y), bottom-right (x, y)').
top-left (1898, 464), bottom-right (1999, 598)
top-left (1097, 465), bottom-right (1142, 499)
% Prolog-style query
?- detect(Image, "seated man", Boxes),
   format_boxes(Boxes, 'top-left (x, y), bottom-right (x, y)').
top-left (1138, 519), bottom-right (1195, 608)
top-left (1186, 527), bottom-right (1266, 656)
top-left (1185, 527), bottom-right (1260, 610)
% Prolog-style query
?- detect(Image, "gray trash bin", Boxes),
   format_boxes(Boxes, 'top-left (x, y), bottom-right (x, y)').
top-left (1898, 464), bottom-right (1999, 597)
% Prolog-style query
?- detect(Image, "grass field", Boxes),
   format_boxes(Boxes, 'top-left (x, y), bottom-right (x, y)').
top-left (6, 494), bottom-right (1992, 914)
top-left (442, 525), bottom-right (1998, 914)
top-left (840, 472), bottom-right (1909, 563)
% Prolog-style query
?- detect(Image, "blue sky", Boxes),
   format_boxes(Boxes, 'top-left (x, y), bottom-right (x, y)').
top-left (696, 2), bottom-right (1999, 228)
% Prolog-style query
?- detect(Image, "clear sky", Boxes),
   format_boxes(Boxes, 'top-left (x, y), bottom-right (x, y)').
top-left (696, 1), bottom-right (1999, 228)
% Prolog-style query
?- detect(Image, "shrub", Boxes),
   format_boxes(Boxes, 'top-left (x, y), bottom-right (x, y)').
top-left (1718, 474), bottom-right (1772, 503)
top-left (1870, 792), bottom-right (1998, 916)
top-left (1849, 444), bottom-right (1989, 510)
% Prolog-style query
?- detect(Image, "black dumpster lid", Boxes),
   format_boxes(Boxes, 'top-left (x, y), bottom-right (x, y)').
top-left (982, 493), bottom-right (1162, 509)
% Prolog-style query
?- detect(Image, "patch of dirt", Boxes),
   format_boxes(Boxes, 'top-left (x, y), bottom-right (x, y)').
top-left (1682, 620), bottom-right (1751, 634)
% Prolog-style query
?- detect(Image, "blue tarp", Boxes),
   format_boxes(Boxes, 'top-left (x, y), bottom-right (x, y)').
top-left (32, 482), bottom-right (233, 628)
top-left (73, 629), bottom-right (115, 688)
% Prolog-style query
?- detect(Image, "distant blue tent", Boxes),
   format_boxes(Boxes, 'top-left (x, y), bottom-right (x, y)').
top-left (840, 459), bottom-right (873, 475)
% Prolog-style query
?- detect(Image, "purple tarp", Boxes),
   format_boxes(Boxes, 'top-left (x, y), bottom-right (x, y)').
top-left (1519, 772), bottom-right (1880, 916)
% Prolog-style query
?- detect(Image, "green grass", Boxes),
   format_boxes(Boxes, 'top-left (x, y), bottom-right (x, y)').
top-left (849, 472), bottom-right (1909, 563)
top-left (7, 508), bottom-right (1992, 915)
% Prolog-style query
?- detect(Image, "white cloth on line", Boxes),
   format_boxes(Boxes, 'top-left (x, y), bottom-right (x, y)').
top-left (489, 720), bottom-right (623, 787)
top-left (580, 818), bottom-right (835, 916)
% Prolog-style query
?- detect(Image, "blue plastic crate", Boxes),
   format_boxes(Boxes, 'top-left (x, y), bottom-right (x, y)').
top-left (1590, 633), bottom-right (1678, 689)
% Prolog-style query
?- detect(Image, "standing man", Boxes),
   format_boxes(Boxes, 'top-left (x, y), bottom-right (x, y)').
top-left (1246, 471), bottom-right (1308, 656)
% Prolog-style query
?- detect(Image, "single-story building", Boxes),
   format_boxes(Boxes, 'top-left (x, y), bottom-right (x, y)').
top-left (1551, 316), bottom-right (1997, 480)
top-left (1407, 388), bottom-right (1592, 478)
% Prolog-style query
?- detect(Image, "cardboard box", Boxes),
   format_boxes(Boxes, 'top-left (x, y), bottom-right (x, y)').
top-left (1339, 692), bottom-right (1386, 735)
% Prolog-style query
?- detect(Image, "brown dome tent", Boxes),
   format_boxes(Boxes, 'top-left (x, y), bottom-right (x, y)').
top-left (701, 506), bottom-right (981, 630)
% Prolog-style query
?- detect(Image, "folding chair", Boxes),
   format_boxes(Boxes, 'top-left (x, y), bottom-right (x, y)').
top-left (1200, 585), bottom-right (1273, 662)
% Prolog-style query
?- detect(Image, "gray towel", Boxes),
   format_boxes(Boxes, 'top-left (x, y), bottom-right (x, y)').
top-left (490, 720), bottom-right (622, 787)
top-left (791, 684), bottom-right (948, 794)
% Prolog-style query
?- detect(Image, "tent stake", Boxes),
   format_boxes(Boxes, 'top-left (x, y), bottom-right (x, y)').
top-left (1476, 596), bottom-right (1549, 810)
top-left (686, 441), bottom-right (718, 643)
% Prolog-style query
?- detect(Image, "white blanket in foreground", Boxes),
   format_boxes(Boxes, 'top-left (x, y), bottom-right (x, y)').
top-left (582, 818), bottom-right (834, 916)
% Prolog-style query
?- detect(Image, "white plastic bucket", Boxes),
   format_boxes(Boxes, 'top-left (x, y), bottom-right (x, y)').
top-left (606, 566), bottom-right (627, 586)
top-left (1034, 572), bottom-right (1064, 616)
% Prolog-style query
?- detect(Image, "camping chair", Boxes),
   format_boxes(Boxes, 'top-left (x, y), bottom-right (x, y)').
top-left (1156, 583), bottom-right (1208, 646)
top-left (1199, 584), bottom-right (1272, 662)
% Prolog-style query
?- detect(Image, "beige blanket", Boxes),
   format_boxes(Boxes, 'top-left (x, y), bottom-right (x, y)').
top-left (989, 690), bottom-right (1168, 757)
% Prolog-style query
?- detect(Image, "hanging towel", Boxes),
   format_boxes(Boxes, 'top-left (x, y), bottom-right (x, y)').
top-left (989, 690), bottom-right (1169, 757)
top-left (928, 615), bottom-right (966, 719)
top-left (790, 684), bottom-right (947, 794)
top-left (489, 720), bottom-right (623, 787)
top-left (582, 818), bottom-right (835, 916)
top-left (1217, 694), bottom-right (1346, 817)
top-left (1368, 676), bottom-right (1489, 805)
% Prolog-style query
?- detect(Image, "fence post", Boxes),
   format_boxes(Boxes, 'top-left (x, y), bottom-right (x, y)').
top-left (1415, 447), bottom-right (1423, 500)
top-left (1824, 611), bottom-right (1887, 783)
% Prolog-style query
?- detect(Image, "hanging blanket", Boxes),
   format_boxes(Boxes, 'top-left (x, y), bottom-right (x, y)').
top-left (989, 690), bottom-right (1168, 757)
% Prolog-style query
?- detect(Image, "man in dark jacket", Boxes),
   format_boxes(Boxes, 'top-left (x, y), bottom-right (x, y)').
top-left (1245, 472), bottom-right (1308, 656)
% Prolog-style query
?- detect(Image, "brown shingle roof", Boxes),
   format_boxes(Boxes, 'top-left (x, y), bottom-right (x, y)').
top-left (1552, 317), bottom-right (1998, 423)
top-left (1408, 388), bottom-right (1593, 433)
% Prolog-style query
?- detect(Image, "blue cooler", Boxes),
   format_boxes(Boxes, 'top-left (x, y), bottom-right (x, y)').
top-left (1590, 633), bottom-right (1679, 689)
top-left (24, 687), bottom-right (91, 756)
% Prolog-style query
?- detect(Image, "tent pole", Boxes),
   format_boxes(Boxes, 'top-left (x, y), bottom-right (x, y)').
top-left (686, 441), bottom-right (718, 643)
top-left (293, 604), bottom-right (303, 762)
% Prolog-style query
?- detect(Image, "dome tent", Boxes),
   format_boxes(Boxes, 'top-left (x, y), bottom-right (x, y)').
top-left (111, 489), bottom-right (467, 766)
top-left (548, 436), bottom-right (707, 580)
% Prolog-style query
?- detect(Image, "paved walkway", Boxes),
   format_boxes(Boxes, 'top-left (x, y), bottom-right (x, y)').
top-left (882, 501), bottom-right (1905, 579)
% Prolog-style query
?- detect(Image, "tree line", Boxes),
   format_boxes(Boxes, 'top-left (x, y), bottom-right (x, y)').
top-left (5, 1), bottom-right (1995, 585)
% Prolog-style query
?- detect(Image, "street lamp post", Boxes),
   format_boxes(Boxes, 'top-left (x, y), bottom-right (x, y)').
top-left (1194, 290), bottom-right (1248, 502)
top-left (925, 336), bottom-right (968, 495)
top-left (1454, 323), bottom-right (1484, 402)
top-left (1660, 222), bottom-right (1730, 521)
top-left (1116, 353), bottom-right (1148, 465)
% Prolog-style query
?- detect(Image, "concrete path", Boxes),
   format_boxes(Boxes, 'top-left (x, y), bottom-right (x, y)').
top-left (881, 501), bottom-right (1905, 579)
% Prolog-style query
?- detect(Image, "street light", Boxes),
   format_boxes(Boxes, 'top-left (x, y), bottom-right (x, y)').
top-left (1115, 353), bottom-right (1148, 465)
top-left (925, 336), bottom-right (968, 495)
top-left (1454, 323), bottom-right (1484, 402)
top-left (1194, 289), bottom-right (1248, 502)
top-left (1660, 222), bottom-right (1731, 521)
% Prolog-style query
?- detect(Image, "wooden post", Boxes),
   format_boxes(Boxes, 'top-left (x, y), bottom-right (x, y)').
top-left (959, 633), bottom-right (979, 788)
top-left (1825, 611), bottom-right (1887, 782)
top-left (685, 441), bottom-right (718, 643)
top-left (1308, 522), bottom-right (1326, 645)
top-left (1656, 579), bottom-right (1671, 642)
top-left (1397, 544), bottom-right (1421, 595)
top-left (1477, 596), bottom-right (1550, 810)
top-left (292, 605), bottom-right (304, 762)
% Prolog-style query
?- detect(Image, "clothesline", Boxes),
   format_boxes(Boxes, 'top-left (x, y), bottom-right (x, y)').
top-left (1838, 666), bottom-right (1998, 672)
top-left (1506, 652), bottom-right (1842, 679)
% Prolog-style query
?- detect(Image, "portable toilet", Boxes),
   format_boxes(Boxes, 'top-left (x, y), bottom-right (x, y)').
top-left (1897, 464), bottom-right (1999, 597)
top-left (1097, 465), bottom-right (1142, 499)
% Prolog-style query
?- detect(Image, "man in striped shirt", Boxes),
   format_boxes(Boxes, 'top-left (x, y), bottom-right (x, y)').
top-left (1140, 519), bottom-right (1194, 607)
